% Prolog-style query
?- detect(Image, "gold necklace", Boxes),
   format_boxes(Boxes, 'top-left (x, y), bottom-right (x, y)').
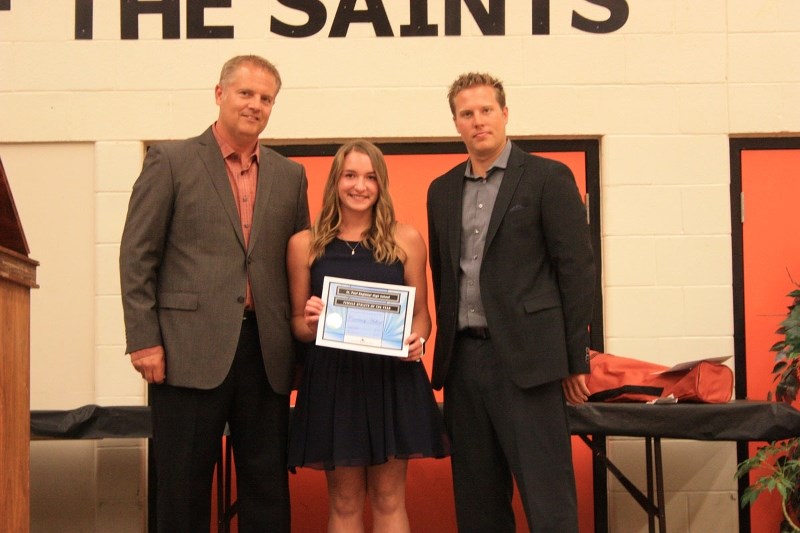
top-left (343, 240), bottom-right (360, 256)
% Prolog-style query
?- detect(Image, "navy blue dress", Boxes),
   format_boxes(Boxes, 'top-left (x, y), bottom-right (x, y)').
top-left (288, 239), bottom-right (450, 470)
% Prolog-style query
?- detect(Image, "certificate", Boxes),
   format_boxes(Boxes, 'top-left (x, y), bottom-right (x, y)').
top-left (316, 276), bottom-right (415, 357)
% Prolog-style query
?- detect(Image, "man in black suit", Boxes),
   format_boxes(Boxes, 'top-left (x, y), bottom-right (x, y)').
top-left (120, 55), bottom-right (309, 532)
top-left (426, 72), bottom-right (595, 532)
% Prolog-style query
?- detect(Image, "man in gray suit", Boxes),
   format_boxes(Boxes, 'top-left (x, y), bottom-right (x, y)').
top-left (120, 55), bottom-right (309, 533)
top-left (426, 73), bottom-right (595, 532)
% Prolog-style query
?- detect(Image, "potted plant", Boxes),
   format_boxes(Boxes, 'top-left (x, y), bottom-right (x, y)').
top-left (736, 281), bottom-right (800, 532)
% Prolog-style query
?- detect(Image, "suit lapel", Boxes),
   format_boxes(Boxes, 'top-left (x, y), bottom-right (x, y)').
top-left (485, 145), bottom-right (524, 256)
top-left (248, 145), bottom-right (274, 253)
top-left (195, 128), bottom-right (247, 250)
top-left (445, 164), bottom-right (466, 279)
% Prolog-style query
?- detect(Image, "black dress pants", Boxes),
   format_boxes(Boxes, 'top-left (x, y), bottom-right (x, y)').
top-left (150, 315), bottom-right (290, 533)
top-left (444, 336), bottom-right (579, 533)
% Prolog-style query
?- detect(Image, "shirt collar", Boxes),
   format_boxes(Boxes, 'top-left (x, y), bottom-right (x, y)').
top-left (464, 140), bottom-right (512, 179)
top-left (211, 122), bottom-right (261, 164)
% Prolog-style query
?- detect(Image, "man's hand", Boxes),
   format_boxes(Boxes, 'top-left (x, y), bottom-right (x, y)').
top-left (562, 373), bottom-right (590, 405)
top-left (130, 345), bottom-right (166, 384)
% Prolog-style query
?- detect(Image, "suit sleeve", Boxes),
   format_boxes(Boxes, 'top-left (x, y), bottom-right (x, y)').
top-left (119, 144), bottom-right (174, 354)
top-left (540, 164), bottom-right (595, 375)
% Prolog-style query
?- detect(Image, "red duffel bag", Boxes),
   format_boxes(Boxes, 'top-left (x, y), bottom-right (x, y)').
top-left (585, 351), bottom-right (734, 403)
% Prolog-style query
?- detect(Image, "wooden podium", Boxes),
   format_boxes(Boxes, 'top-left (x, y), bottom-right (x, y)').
top-left (0, 156), bottom-right (38, 533)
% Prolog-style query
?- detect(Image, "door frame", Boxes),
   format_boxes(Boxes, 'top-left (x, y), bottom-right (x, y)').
top-left (276, 138), bottom-right (604, 352)
top-left (730, 136), bottom-right (800, 533)
top-left (277, 138), bottom-right (606, 531)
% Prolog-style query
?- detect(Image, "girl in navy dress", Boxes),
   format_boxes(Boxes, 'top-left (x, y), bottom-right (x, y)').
top-left (287, 140), bottom-right (449, 532)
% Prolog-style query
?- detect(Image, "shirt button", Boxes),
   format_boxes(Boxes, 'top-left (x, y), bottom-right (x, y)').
top-left (478, 203), bottom-right (483, 209)
top-left (474, 229), bottom-right (479, 234)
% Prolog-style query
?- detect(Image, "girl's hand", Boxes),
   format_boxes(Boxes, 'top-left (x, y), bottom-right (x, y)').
top-left (403, 333), bottom-right (427, 363)
top-left (304, 296), bottom-right (324, 333)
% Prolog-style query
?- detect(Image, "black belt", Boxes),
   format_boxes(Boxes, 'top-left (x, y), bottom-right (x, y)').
top-left (458, 327), bottom-right (490, 339)
top-left (242, 309), bottom-right (256, 321)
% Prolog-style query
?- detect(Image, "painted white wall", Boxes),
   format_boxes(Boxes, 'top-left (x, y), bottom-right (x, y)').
top-left (2, 0), bottom-right (799, 531)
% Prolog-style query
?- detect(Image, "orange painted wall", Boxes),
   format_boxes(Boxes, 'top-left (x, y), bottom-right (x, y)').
top-left (741, 148), bottom-right (800, 532)
top-left (285, 148), bottom-right (594, 533)
top-left (215, 147), bottom-right (595, 532)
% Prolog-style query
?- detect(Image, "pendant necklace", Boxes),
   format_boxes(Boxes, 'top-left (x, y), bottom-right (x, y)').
top-left (343, 240), bottom-right (360, 256)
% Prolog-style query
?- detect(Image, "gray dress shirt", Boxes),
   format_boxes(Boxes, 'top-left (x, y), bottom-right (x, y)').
top-left (458, 140), bottom-right (513, 330)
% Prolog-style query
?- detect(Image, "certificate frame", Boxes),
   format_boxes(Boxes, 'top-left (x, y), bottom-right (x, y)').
top-left (316, 276), bottom-right (415, 357)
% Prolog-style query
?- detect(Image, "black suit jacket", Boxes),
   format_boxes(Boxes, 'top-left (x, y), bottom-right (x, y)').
top-left (427, 143), bottom-right (595, 390)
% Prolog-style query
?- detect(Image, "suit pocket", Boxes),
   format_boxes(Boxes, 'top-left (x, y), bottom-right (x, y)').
top-left (503, 206), bottom-right (538, 240)
top-left (506, 205), bottom-right (534, 223)
top-left (522, 291), bottom-right (561, 314)
top-left (158, 291), bottom-right (199, 310)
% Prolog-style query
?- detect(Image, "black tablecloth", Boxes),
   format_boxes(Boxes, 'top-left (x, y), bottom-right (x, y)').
top-left (31, 405), bottom-right (151, 439)
top-left (31, 401), bottom-right (800, 442)
top-left (567, 400), bottom-right (800, 441)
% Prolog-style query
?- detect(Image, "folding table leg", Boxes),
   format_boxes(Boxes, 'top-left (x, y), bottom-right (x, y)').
top-left (578, 434), bottom-right (662, 529)
top-left (654, 438), bottom-right (666, 532)
top-left (225, 436), bottom-right (233, 530)
top-left (217, 436), bottom-right (227, 533)
top-left (646, 438), bottom-right (655, 533)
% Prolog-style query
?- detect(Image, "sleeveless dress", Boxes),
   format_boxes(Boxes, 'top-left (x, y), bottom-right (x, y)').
top-left (288, 239), bottom-right (450, 470)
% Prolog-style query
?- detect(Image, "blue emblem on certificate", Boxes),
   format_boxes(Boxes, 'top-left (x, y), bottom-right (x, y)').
top-left (316, 276), bottom-right (416, 357)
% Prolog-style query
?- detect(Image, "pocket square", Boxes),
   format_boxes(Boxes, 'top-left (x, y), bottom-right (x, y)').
top-left (508, 203), bottom-right (528, 213)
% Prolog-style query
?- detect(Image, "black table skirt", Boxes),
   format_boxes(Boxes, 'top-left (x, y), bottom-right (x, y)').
top-left (31, 400), bottom-right (800, 442)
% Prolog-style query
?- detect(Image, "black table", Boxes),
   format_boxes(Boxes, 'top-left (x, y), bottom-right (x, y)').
top-left (568, 401), bottom-right (800, 533)
top-left (31, 405), bottom-right (150, 439)
top-left (31, 401), bottom-right (800, 533)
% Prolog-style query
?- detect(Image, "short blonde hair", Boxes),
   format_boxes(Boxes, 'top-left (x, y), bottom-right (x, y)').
top-left (219, 55), bottom-right (282, 92)
top-left (447, 72), bottom-right (506, 115)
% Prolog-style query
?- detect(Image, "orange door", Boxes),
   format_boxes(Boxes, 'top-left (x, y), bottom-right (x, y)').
top-left (736, 141), bottom-right (800, 532)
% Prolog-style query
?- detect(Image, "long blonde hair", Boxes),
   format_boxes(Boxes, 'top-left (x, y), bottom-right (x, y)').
top-left (310, 140), bottom-right (402, 264)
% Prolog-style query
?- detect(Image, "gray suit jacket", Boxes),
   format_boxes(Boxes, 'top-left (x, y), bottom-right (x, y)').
top-left (427, 143), bottom-right (595, 390)
top-left (120, 127), bottom-right (310, 394)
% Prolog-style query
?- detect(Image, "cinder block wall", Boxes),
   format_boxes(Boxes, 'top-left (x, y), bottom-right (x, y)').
top-left (2, 1), bottom-right (798, 531)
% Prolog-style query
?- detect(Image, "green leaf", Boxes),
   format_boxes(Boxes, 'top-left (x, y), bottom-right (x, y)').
top-left (741, 494), bottom-right (756, 508)
top-left (741, 486), bottom-right (762, 508)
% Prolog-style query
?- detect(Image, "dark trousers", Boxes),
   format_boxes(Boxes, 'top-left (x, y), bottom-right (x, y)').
top-left (150, 316), bottom-right (290, 533)
top-left (444, 336), bottom-right (578, 533)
